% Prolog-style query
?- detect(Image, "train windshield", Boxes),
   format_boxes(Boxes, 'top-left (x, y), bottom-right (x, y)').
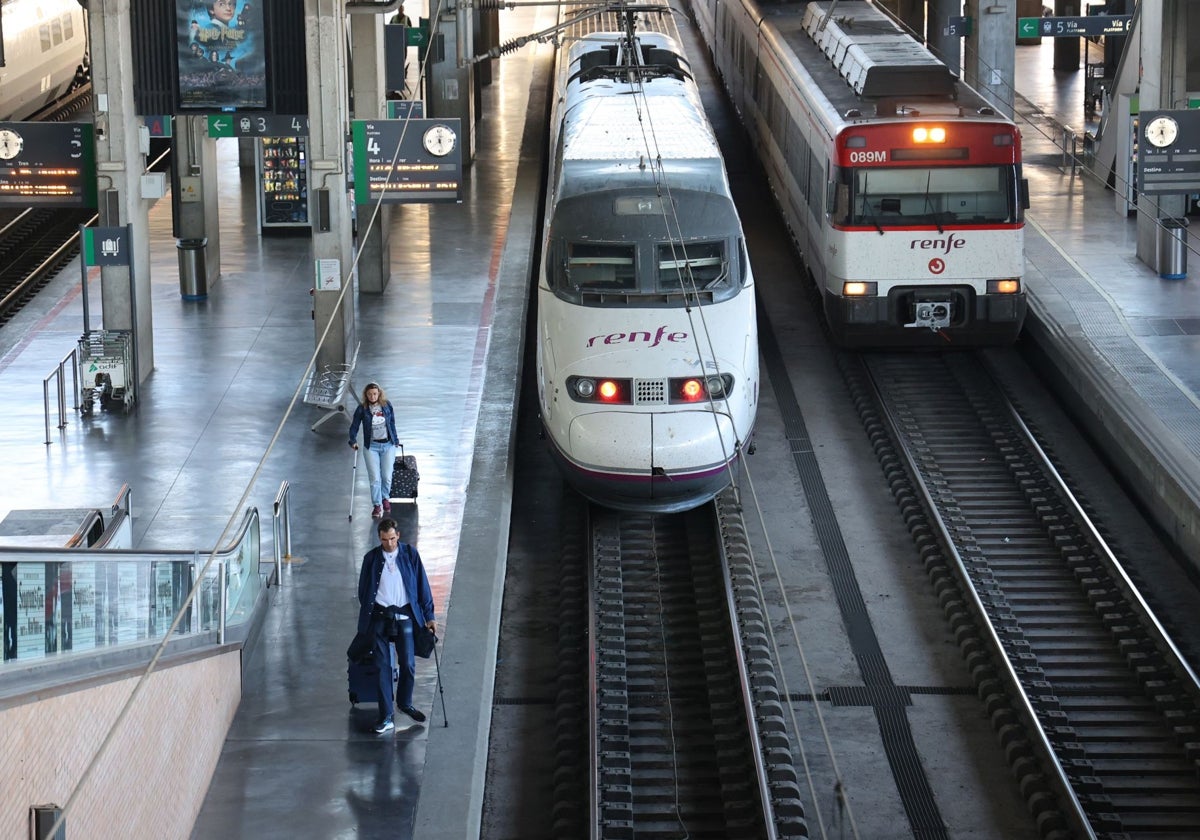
top-left (656, 242), bottom-right (730, 292)
top-left (556, 239), bottom-right (736, 303)
top-left (566, 243), bottom-right (637, 292)
top-left (841, 165), bottom-right (1019, 227)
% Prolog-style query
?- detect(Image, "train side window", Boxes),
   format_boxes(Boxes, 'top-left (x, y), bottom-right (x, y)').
top-left (567, 243), bottom-right (637, 292)
top-left (657, 242), bottom-right (728, 292)
top-left (51, 18), bottom-right (63, 45)
top-left (40, 25), bottom-right (52, 51)
top-left (63, 14), bottom-right (74, 40)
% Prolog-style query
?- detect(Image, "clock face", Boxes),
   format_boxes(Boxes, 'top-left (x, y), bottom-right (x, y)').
top-left (422, 125), bottom-right (456, 157)
top-left (0, 129), bottom-right (23, 160)
top-left (1145, 116), bottom-right (1179, 148)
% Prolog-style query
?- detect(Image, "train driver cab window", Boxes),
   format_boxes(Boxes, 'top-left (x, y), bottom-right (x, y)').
top-left (657, 241), bottom-right (730, 293)
top-left (847, 166), bottom-right (1015, 226)
top-left (566, 243), bottom-right (637, 293)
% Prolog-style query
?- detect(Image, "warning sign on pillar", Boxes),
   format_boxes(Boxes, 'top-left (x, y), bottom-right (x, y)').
top-left (315, 258), bottom-right (342, 291)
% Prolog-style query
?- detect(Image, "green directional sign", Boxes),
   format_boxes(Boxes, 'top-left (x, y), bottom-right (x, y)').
top-left (207, 115), bottom-right (234, 138)
top-left (1018, 17), bottom-right (1040, 38)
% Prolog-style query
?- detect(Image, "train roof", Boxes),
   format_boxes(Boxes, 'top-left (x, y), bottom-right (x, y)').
top-left (760, 0), bottom-right (1002, 123)
top-left (562, 93), bottom-right (723, 163)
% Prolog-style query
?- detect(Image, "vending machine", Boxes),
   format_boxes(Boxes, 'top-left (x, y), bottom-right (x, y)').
top-left (256, 136), bottom-right (311, 231)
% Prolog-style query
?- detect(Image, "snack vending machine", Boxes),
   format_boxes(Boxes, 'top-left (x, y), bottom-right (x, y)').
top-left (256, 136), bottom-right (311, 230)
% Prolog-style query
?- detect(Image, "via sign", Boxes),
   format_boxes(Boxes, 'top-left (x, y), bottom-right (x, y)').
top-left (1018, 15), bottom-right (1132, 38)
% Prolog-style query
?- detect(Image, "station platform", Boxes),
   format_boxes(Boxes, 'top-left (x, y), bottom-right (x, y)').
top-left (1, 22), bottom-right (1199, 840)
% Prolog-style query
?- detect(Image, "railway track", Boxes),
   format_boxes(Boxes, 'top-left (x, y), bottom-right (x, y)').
top-left (847, 350), bottom-right (1200, 838)
top-left (0, 207), bottom-right (95, 326)
top-left (559, 496), bottom-right (808, 839)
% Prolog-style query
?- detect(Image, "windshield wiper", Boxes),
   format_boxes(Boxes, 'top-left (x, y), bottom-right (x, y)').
top-left (862, 171), bottom-right (884, 235)
top-left (923, 171), bottom-right (943, 234)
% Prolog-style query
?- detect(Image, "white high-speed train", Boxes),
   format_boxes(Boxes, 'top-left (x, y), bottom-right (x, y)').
top-left (536, 5), bottom-right (759, 513)
top-left (0, 0), bottom-right (89, 121)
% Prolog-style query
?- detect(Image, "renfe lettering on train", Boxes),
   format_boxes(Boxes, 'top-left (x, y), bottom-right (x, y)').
top-left (587, 325), bottom-right (689, 347)
top-left (849, 150), bottom-right (887, 163)
top-left (910, 234), bottom-right (966, 254)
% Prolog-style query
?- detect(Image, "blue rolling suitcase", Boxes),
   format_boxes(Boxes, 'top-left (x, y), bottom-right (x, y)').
top-left (348, 658), bottom-right (398, 705)
top-left (389, 444), bottom-right (420, 501)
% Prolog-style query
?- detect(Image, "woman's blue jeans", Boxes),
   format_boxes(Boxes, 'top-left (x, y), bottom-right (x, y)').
top-left (363, 440), bottom-right (396, 505)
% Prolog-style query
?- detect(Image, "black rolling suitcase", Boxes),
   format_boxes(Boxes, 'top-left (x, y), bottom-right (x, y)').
top-left (389, 444), bottom-right (420, 500)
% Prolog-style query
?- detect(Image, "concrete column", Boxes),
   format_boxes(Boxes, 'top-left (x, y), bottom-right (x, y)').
top-left (1053, 0), bottom-right (1080, 71)
top-left (350, 13), bottom-right (392, 294)
top-left (427, 0), bottom-right (476, 163)
top-left (306, 0), bottom-right (356, 371)
top-left (928, 0), bottom-right (963, 77)
top-left (963, 0), bottom-right (1016, 117)
top-left (175, 116), bottom-right (222, 288)
top-left (1135, 0), bottom-right (1187, 269)
top-left (90, 0), bottom-right (154, 383)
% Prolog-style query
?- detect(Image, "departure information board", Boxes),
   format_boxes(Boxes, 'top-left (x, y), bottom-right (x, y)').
top-left (351, 119), bottom-right (462, 204)
top-left (0, 122), bottom-right (97, 207)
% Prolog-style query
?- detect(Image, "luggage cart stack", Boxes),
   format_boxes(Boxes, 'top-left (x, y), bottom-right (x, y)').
top-left (77, 330), bottom-right (134, 416)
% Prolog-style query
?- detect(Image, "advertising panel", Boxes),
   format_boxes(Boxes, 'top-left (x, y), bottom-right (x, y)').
top-left (72, 563), bottom-right (98, 653)
top-left (178, 0), bottom-right (268, 110)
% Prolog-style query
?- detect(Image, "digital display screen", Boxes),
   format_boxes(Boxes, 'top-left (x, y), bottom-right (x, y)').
top-left (0, 122), bottom-right (97, 207)
top-left (352, 119), bottom-right (462, 204)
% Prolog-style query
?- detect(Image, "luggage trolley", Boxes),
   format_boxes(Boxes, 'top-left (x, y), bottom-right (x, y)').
top-left (77, 330), bottom-right (134, 416)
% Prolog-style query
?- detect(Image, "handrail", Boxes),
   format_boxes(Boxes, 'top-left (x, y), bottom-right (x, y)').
top-left (271, 481), bottom-right (293, 586)
top-left (42, 348), bottom-right (79, 445)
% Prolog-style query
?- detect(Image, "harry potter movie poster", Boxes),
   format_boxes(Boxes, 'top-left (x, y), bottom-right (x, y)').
top-left (178, 0), bottom-right (267, 110)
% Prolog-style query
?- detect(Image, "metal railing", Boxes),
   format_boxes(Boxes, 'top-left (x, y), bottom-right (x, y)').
top-left (271, 481), bottom-right (293, 586)
top-left (42, 348), bottom-right (80, 445)
top-left (0, 508), bottom-right (261, 665)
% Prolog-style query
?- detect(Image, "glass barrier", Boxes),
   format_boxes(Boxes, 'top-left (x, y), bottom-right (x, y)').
top-left (0, 509), bottom-right (260, 665)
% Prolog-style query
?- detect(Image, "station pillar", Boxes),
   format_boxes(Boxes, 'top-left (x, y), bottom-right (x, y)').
top-left (90, 0), bottom-right (155, 383)
top-left (305, 0), bottom-right (356, 372)
top-left (1134, 0), bottom-right (1190, 271)
top-left (927, 0), bottom-right (962, 76)
top-left (349, 13), bottom-right (392, 294)
top-left (427, 0), bottom-right (476, 164)
top-left (174, 116), bottom-right (222, 293)
top-left (963, 0), bottom-right (1017, 117)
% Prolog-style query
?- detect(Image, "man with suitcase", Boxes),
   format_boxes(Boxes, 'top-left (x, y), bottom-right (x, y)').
top-left (356, 518), bottom-right (437, 734)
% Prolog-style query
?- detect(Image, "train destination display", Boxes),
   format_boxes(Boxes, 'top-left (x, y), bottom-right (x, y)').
top-left (0, 122), bottom-right (97, 207)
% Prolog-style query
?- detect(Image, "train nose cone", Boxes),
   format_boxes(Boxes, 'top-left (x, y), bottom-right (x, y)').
top-left (565, 410), bottom-right (738, 512)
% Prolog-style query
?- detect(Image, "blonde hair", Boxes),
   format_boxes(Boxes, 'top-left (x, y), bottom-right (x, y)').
top-left (361, 382), bottom-right (389, 406)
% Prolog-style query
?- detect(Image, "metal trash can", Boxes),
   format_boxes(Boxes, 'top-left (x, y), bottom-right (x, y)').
top-left (177, 238), bottom-right (208, 299)
top-left (1157, 219), bottom-right (1188, 280)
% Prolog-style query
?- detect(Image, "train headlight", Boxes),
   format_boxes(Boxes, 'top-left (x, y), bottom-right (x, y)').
top-left (668, 374), bottom-right (733, 403)
top-left (988, 279), bottom-right (1021, 294)
top-left (843, 281), bottom-right (877, 297)
top-left (913, 126), bottom-right (947, 143)
top-left (566, 376), bottom-right (632, 403)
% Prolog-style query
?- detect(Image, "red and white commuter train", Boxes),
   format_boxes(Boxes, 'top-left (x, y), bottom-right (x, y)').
top-left (692, 0), bottom-right (1030, 346)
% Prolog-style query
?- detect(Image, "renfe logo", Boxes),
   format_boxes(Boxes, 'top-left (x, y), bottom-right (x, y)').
top-left (910, 234), bottom-right (966, 254)
top-left (850, 150), bottom-right (887, 164)
top-left (587, 325), bottom-right (688, 348)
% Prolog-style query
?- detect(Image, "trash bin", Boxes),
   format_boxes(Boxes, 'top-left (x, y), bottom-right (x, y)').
top-left (1157, 219), bottom-right (1188, 280)
top-left (177, 238), bottom-right (208, 299)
